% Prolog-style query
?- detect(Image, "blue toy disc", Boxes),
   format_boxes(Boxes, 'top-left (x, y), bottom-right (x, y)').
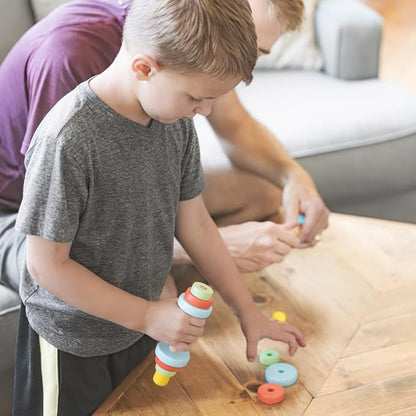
top-left (177, 293), bottom-right (213, 319)
top-left (297, 214), bottom-right (305, 225)
top-left (155, 342), bottom-right (190, 368)
top-left (265, 363), bottom-right (298, 387)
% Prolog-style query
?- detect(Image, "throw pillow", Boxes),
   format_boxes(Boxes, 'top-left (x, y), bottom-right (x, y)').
top-left (256, 0), bottom-right (323, 71)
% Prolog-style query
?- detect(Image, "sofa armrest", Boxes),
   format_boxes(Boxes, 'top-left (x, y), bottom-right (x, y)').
top-left (315, 0), bottom-right (383, 80)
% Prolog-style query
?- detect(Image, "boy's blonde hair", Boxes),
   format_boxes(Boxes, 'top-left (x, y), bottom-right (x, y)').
top-left (123, 0), bottom-right (258, 84)
top-left (268, 0), bottom-right (305, 33)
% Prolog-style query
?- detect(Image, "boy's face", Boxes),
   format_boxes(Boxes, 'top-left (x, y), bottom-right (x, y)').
top-left (249, 0), bottom-right (282, 56)
top-left (137, 70), bottom-right (241, 124)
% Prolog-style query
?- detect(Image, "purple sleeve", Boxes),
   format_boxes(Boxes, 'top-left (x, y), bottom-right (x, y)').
top-left (22, 25), bottom-right (121, 155)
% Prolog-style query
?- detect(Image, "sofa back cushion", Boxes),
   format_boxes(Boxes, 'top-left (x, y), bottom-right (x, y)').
top-left (31, 0), bottom-right (72, 21)
top-left (0, 0), bottom-right (35, 62)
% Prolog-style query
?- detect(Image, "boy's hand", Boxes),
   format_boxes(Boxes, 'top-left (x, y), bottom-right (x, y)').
top-left (143, 299), bottom-right (206, 351)
top-left (239, 307), bottom-right (306, 362)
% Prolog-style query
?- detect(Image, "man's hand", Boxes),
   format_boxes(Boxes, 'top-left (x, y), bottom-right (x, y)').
top-left (219, 221), bottom-right (299, 273)
top-left (282, 169), bottom-right (330, 246)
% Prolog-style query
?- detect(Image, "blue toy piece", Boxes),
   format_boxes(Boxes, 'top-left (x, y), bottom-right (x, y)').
top-left (177, 293), bottom-right (213, 319)
top-left (265, 363), bottom-right (298, 387)
top-left (297, 214), bottom-right (305, 225)
top-left (155, 342), bottom-right (190, 368)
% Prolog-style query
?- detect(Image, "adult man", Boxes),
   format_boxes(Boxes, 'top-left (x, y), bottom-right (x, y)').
top-left (0, 0), bottom-right (329, 291)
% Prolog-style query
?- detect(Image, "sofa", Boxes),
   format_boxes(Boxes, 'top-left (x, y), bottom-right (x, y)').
top-left (1, 0), bottom-right (416, 414)
top-left (195, 0), bottom-right (416, 225)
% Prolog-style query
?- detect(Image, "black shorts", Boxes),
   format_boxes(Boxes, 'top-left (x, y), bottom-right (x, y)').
top-left (12, 303), bottom-right (156, 416)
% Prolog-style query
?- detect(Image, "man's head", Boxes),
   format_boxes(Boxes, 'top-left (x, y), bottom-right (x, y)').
top-left (250, 0), bottom-right (304, 55)
top-left (122, 0), bottom-right (258, 84)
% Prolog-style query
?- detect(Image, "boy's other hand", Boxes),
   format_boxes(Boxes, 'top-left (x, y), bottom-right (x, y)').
top-left (143, 299), bottom-right (206, 351)
top-left (239, 307), bottom-right (306, 362)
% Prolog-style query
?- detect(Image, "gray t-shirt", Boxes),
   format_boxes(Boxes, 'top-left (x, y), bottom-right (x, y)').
top-left (16, 80), bottom-right (205, 357)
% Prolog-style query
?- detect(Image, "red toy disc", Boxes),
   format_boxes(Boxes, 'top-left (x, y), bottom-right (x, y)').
top-left (257, 383), bottom-right (285, 405)
top-left (184, 287), bottom-right (213, 309)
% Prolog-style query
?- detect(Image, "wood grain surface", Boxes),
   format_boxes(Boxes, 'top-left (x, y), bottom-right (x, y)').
top-left (94, 213), bottom-right (416, 415)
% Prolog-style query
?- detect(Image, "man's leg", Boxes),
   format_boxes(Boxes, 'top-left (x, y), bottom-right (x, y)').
top-left (202, 167), bottom-right (283, 226)
top-left (0, 211), bottom-right (25, 291)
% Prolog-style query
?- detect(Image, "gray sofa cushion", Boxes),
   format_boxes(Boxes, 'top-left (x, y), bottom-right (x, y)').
top-left (235, 70), bottom-right (416, 158)
top-left (194, 69), bottom-right (416, 222)
top-left (0, 286), bottom-right (20, 416)
top-left (0, 0), bottom-right (34, 62)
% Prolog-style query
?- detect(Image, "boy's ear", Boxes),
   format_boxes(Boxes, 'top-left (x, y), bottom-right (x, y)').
top-left (131, 55), bottom-right (160, 80)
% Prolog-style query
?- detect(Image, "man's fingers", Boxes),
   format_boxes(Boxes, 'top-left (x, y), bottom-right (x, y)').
top-left (300, 212), bottom-right (328, 244)
top-left (262, 222), bottom-right (299, 247)
top-left (283, 201), bottom-right (299, 229)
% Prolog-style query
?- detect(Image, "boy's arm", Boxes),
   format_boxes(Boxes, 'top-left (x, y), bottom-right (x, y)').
top-left (26, 235), bottom-right (205, 350)
top-left (175, 195), bottom-right (306, 360)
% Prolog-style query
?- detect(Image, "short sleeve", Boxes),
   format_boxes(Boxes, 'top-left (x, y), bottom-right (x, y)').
top-left (16, 133), bottom-right (89, 243)
top-left (179, 121), bottom-right (205, 201)
top-left (22, 25), bottom-right (119, 156)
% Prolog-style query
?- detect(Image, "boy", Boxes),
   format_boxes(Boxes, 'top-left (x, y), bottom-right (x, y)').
top-left (0, 0), bottom-right (328, 298)
top-left (13, 0), bottom-right (305, 414)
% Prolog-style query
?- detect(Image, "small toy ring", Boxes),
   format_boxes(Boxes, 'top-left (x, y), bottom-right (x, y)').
top-left (257, 383), bottom-right (285, 404)
top-left (184, 288), bottom-right (213, 309)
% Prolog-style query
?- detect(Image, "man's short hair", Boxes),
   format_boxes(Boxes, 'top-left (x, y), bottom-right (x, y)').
top-left (268, 0), bottom-right (305, 33)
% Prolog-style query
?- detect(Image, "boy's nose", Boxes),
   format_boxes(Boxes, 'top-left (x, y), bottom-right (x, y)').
top-left (195, 100), bottom-right (213, 117)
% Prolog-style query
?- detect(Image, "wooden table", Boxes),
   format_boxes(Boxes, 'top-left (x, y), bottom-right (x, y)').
top-left (94, 213), bottom-right (416, 415)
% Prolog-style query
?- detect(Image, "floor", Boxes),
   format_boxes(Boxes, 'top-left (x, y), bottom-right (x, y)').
top-left (360, 0), bottom-right (416, 93)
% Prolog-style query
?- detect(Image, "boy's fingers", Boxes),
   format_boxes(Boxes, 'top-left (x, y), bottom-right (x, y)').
top-left (185, 324), bottom-right (204, 338)
top-left (169, 341), bottom-right (190, 352)
top-left (188, 316), bottom-right (206, 327)
top-left (246, 336), bottom-right (259, 362)
top-left (285, 323), bottom-right (306, 347)
top-left (269, 322), bottom-right (306, 350)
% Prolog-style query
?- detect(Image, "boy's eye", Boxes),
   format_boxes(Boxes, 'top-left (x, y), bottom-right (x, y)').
top-left (190, 97), bottom-right (203, 104)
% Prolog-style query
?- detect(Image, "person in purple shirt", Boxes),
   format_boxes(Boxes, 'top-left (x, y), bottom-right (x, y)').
top-left (0, 0), bottom-right (129, 290)
top-left (0, 0), bottom-right (329, 292)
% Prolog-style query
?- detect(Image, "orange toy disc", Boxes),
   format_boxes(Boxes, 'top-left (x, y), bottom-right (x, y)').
top-left (257, 383), bottom-right (285, 405)
top-left (184, 287), bottom-right (213, 309)
top-left (155, 356), bottom-right (182, 372)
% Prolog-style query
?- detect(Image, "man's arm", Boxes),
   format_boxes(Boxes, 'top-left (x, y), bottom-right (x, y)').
top-left (207, 90), bottom-right (330, 244)
top-left (173, 220), bottom-right (299, 272)
top-left (175, 195), bottom-right (306, 360)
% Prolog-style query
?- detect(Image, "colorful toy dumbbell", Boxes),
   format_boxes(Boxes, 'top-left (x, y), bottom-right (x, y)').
top-left (153, 282), bottom-right (214, 386)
